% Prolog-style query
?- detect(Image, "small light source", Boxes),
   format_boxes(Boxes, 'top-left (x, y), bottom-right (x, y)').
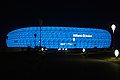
top-left (111, 24), bottom-right (116, 33)
top-left (45, 48), bottom-right (48, 50)
top-left (65, 48), bottom-right (67, 51)
top-left (62, 48), bottom-right (64, 50)
top-left (58, 48), bottom-right (61, 51)
top-left (41, 48), bottom-right (44, 51)
top-left (114, 49), bottom-right (119, 59)
top-left (39, 41), bottom-right (40, 42)
top-left (82, 48), bottom-right (85, 53)
top-left (73, 38), bottom-right (75, 41)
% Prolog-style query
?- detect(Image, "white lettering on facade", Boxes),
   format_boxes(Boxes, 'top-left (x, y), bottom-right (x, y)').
top-left (60, 43), bottom-right (73, 46)
top-left (73, 34), bottom-right (92, 37)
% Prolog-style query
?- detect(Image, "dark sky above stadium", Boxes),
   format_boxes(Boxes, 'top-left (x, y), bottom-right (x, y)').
top-left (1, 1), bottom-right (120, 28)
top-left (0, 0), bottom-right (120, 48)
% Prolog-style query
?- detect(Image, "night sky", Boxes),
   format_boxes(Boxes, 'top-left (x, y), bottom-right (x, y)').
top-left (0, 0), bottom-right (120, 48)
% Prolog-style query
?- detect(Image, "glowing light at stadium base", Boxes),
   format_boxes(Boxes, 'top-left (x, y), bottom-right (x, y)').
top-left (58, 48), bottom-right (61, 51)
top-left (82, 48), bottom-right (85, 52)
top-left (41, 48), bottom-right (44, 51)
top-left (65, 48), bottom-right (67, 51)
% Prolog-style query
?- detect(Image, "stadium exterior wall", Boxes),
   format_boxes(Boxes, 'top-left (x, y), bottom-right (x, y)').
top-left (6, 26), bottom-right (111, 49)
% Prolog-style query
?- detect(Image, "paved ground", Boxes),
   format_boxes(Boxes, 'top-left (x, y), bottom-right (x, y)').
top-left (0, 51), bottom-right (120, 80)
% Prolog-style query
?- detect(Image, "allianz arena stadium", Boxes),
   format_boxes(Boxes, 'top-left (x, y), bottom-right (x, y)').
top-left (6, 26), bottom-right (111, 49)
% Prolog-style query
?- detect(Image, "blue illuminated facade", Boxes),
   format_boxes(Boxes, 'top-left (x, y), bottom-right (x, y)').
top-left (6, 26), bottom-right (111, 49)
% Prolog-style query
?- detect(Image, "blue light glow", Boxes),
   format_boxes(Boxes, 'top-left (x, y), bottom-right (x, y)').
top-left (6, 26), bottom-right (111, 49)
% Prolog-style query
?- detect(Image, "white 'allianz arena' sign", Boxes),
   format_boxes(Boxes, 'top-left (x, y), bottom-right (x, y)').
top-left (73, 34), bottom-right (92, 38)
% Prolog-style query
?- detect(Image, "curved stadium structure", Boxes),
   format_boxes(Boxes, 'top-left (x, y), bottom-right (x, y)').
top-left (6, 26), bottom-right (111, 49)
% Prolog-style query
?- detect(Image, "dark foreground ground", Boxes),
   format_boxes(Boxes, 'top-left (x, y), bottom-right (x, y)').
top-left (0, 51), bottom-right (120, 80)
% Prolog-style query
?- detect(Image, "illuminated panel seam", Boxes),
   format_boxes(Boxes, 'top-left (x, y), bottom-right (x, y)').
top-left (6, 26), bottom-right (111, 49)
